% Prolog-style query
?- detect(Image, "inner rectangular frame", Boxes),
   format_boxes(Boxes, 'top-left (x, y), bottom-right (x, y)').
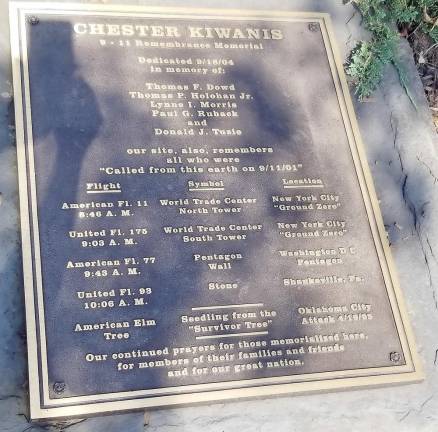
top-left (9, 2), bottom-right (423, 420)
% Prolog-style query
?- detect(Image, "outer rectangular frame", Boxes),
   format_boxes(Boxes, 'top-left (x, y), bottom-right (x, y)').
top-left (9, 2), bottom-right (424, 420)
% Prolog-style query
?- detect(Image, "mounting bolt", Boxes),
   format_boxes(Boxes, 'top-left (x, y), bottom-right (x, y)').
top-left (27, 16), bottom-right (39, 25)
top-left (308, 22), bottom-right (319, 32)
top-left (53, 382), bottom-right (66, 394)
top-left (390, 352), bottom-right (402, 363)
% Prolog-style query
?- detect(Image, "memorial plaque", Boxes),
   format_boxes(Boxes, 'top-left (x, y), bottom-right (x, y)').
top-left (10, 3), bottom-right (422, 420)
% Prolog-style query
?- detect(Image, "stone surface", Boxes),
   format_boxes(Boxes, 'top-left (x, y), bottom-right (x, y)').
top-left (1, 0), bottom-right (437, 431)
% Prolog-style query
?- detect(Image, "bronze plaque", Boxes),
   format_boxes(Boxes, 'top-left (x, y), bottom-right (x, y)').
top-left (9, 2), bottom-right (422, 420)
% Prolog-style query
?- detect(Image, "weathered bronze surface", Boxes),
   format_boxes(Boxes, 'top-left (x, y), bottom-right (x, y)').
top-left (9, 2), bottom-right (422, 420)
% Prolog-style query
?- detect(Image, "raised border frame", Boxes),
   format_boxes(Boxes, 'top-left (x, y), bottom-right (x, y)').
top-left (9, 2), bottom-right (423, 420)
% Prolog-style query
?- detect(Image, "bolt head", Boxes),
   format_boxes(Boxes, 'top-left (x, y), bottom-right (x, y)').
top-left (28, 16), bottom-right (39, 25)
top-left (53, 382), bottom-right (66, 394)
top-left (390, 352), bottom-right (402, 363)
